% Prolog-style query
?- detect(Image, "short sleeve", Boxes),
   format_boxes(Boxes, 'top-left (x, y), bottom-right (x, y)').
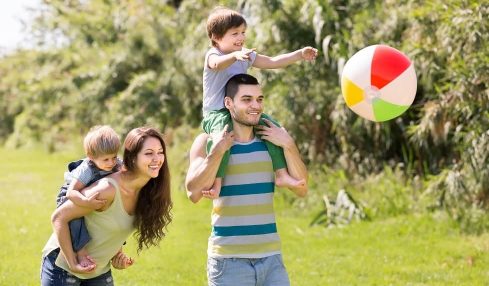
top-left (248, 50), bottom-right (257, 67)
top-left (70, 160), bottom-right (93, 186)
top-left (204, 47), bottom-right (222, 70)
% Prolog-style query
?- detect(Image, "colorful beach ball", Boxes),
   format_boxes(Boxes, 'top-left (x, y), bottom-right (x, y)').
top-left (341, 45), bottom-right (417, 122)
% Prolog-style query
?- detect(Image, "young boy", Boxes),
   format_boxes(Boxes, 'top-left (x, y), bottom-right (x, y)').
top-left (202, 7), bottom-right (317, 198)
top-left (56, 125), bottom-right (122, 267)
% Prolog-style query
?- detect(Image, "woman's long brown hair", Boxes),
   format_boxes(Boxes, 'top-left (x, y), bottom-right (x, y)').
top-left (123, 127), bottom-right (172, 253)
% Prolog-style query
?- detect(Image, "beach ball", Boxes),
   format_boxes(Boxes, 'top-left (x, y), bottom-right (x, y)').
top-left (341, 45), bottom-right (417, 122)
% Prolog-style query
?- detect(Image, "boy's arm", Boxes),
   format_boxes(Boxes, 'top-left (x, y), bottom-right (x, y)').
top-left (207, 49), bottom-right (255, 71)
top-left (66, 179), bottom-right (106, 210)
top-left (252, 46), bottom-right (317, 69)
top-left (256, 119), bottom-right (308, 197)
top-left (185, 129), bottom-right (234, 203)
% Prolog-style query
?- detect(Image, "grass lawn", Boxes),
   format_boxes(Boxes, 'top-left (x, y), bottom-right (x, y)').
top-left (1, 147), bottom-right (488, 285)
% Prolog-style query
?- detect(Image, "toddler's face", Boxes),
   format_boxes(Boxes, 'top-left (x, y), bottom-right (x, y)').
top-left (91, 154), bottom-right (118, 171)
top-left (214, 23), bottom-right (246, 53)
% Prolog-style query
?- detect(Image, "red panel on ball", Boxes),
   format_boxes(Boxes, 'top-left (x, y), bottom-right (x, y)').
top-left (371, 45), bottom-right (411, 89)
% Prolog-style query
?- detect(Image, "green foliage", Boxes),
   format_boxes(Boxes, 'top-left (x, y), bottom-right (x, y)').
top-left (304, 164), bottom-right (427, 224)
top-left (0, 0), bottom-right (487, 229)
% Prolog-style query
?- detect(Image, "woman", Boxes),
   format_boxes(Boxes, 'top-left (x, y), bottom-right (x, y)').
top-left (41, 127), bottom-right (172, 285)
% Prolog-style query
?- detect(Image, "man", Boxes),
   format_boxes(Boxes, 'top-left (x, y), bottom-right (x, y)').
top-left (185, 74), bottom-right (308, 286)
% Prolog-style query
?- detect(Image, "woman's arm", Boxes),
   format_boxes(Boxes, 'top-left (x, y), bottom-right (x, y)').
top-left (51, 179), bottom-right (115, 273)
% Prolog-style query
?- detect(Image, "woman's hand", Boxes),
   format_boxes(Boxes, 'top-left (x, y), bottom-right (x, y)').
top-left (68, 260), bottom-right (96, 274)
top-left (111, 250), bottom-right (134, 270)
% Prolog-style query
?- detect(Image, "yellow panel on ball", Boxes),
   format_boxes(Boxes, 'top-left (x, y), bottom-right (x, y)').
top-left (341, 76), bottom-right (364, 107)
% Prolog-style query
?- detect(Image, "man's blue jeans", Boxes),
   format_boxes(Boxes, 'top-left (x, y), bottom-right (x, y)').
top-left (207, 254), bottom-right (290, 286)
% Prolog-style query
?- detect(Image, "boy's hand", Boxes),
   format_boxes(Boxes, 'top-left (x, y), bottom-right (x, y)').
top-left (233, 48), bottom-right (256, 61)
top-left (301, 47), bottom-right (318, 61)
top-left (111, 250), bottom-right (134, 270)
top-left (85, 192), bottom-right (107, 210)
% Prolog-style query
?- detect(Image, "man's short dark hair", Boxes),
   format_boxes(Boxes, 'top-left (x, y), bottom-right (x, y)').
top-left (225, 74), bottom-right (259, 100)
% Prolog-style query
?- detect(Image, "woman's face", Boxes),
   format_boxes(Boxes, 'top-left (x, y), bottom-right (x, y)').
top-left (135, 136), bottom-right (165, 178)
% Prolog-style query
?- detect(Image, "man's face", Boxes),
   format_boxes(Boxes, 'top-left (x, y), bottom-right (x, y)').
top-left (226, 84), bottom-right (263, 127)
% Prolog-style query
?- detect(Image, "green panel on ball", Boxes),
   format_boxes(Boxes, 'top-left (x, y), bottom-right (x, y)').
top-left (372, 99), bottom-right (409, 122)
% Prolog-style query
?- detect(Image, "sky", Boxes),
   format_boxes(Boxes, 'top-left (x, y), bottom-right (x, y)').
top-left (0, 0), bottom-right (41, 55)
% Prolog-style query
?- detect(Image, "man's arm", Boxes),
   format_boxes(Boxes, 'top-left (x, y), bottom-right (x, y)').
top-left (252, 47), bottom-right (318, 69)
top-left (281, 137), bottom-right (308, 197)
top-left (256, 119), bottom-right (308, 197)
top-left (185, 130), bottom-right (234, 203)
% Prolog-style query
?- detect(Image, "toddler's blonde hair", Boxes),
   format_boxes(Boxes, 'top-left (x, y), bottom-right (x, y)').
top-left (83, 125), bottom-right (120, 158)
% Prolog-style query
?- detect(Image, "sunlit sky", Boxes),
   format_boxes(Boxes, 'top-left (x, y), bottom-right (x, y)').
top-left (0, 0), bottom-right (41, 54)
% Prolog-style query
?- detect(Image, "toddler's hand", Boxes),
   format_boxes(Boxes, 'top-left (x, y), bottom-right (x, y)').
top-left (86, 192), bottom-right (107, 210)
top-left (301, 47), bottom-right (318, 61)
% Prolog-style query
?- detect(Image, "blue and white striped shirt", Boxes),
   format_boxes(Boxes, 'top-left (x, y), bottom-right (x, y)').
top-left (208, 137), bottom-right (281, 258)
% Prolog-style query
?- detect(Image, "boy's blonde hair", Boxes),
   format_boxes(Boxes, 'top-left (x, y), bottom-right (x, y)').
top-left (206, 7), bottom-right (247, 47)
top-left (83, 125), bottom-right (120, 158)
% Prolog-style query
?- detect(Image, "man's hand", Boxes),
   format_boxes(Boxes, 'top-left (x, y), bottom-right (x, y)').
top-left (255, 119), bottom-right (294, 149)
top-left (233, 48), bottom-right (256, 61)
top-left (85, 192), bottom-right (107, 210)
top-left (202, 189), bottom-right (220, 199)
top-left (301, 46), bottom-right (318, 61)
top-left (209, 124), bottom-right (234, 156)
top-left (111, 250), bottom-right (134, 270)
top-left (202, 178), bottom-right (222, 199)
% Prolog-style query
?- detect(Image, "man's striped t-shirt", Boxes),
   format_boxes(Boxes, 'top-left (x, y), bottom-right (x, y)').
top-left (208, 137), bottom-right (281, 258)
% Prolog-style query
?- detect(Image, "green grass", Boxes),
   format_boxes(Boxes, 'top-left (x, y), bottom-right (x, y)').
top-left (1, 147), bottom-right (488, 285)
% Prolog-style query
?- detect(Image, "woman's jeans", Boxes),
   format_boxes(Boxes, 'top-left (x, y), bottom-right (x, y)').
top-left (41, 248), bottom-right (114, 286)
